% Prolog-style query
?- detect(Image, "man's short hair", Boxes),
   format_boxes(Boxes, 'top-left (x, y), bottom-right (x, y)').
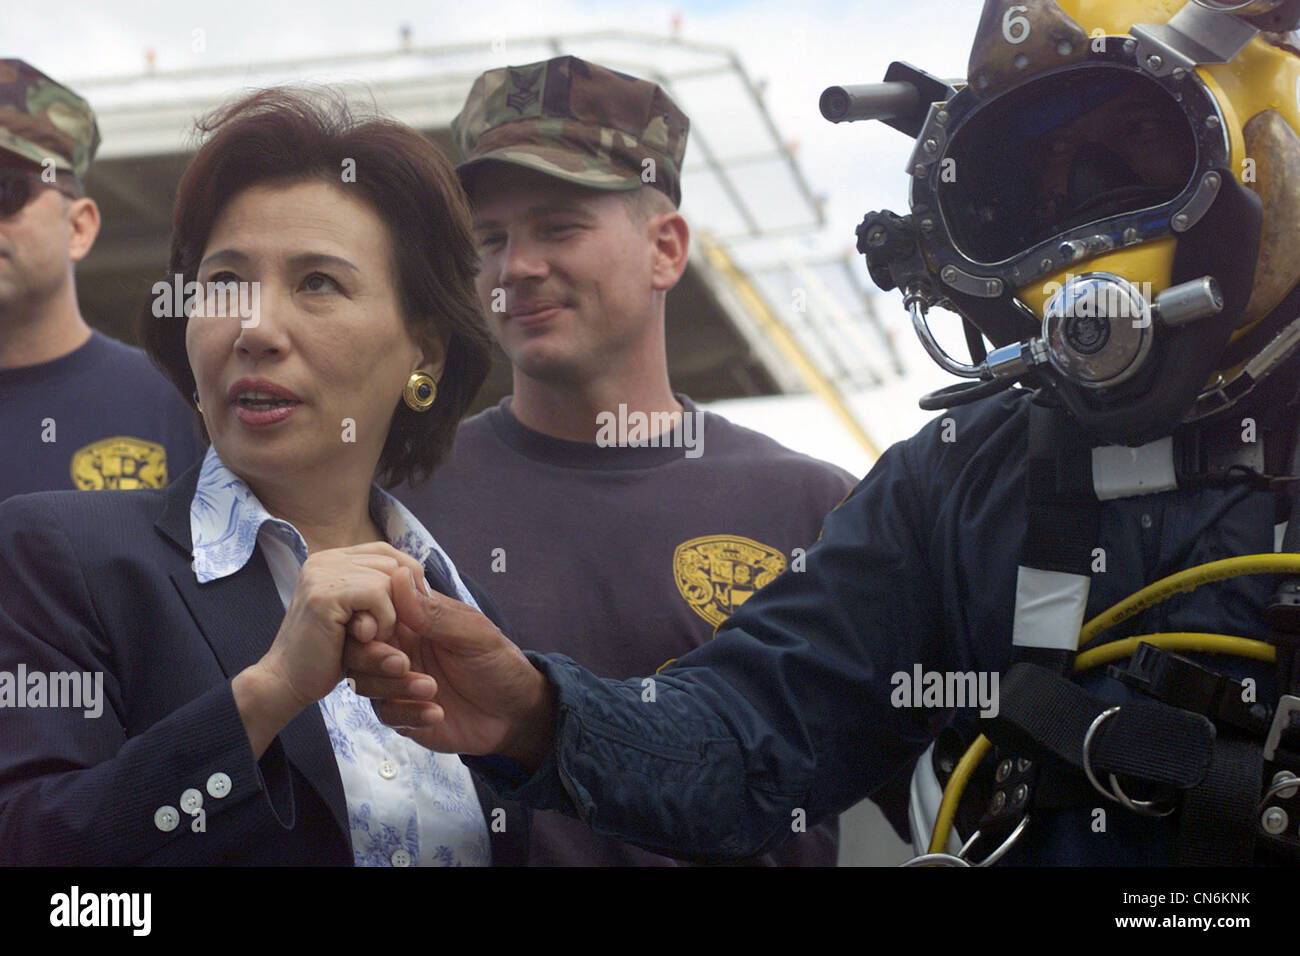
top-left (621, 185), bottom-right (678, 225)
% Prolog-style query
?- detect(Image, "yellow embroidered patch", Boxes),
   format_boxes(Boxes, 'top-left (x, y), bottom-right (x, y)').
top-left (70, 436), bottom-right (167, 490)
top-left (673, 534), bottom-right (787, 628)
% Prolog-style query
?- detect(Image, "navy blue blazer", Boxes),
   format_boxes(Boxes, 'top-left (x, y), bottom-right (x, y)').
top-left (0, 462), bottom-right (528, 865)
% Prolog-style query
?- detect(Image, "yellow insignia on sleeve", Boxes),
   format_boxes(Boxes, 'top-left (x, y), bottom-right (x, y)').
top-left (673, 534), bottom-right (787, 628)
top-left (70, 436), bottom-right (168, 490)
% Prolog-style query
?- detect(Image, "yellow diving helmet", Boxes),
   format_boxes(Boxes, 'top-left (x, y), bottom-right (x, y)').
top-left (829, 0), bottom-right (1300, 444)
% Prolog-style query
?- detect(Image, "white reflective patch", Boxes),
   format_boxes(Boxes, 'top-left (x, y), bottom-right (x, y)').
top-left (1091, 437), bottom-right (1178, 501)
top-left (1012, 566), bottom-right (1090, 650)
top-left (1277, 521), bottom-right (1288, 554)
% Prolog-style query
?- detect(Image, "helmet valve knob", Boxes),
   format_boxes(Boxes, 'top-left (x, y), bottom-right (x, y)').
top-left (1152, 276), bottom-right (1224, 327)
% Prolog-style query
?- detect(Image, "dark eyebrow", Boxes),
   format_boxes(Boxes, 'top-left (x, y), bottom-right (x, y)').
top-left (197, 250), bottom-right (360, 273)
top-left (286, 253), bottom-right (360, 274)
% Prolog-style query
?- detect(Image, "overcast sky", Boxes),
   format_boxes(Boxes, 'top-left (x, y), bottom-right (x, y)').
top-left (10, 0), bottom-right (988, 474)
top-left (13, 0), bottom-right (979, 235)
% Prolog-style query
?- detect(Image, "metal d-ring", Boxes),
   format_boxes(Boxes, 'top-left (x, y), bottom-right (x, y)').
top-left (1081, 705), bottom-right (1176, 818)
top-left (956, 829), bottom-right (982, 858)
top-left (897, 824), bottom-right (980, 866)
top-left (1082, 707), bottom-right (1123, 803)
top-left (898, 852), bottom-right (973, 867)
top-left (953, 816), bottom-right (1031, 867)
top-left (1108, 772), bottom-right (1177, 818)
top-left (1254, 773), bottom-right (1300, 815)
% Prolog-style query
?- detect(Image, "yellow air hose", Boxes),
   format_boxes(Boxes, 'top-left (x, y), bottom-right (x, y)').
top-left (927, 554), bottom-right (1298, 855)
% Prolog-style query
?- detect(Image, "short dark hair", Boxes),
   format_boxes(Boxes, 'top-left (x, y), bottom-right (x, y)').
top-left (139, 87), bottom-right (491, 487)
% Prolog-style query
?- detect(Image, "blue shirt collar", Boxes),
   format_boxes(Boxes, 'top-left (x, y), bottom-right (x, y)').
top-left (189, 445), bottom-right (467, 601)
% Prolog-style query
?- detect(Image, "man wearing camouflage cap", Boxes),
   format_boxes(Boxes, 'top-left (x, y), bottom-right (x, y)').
top-left (0, 60), bottom-right (202, 499)
top-left (398, 54), bottom-right (854, 866)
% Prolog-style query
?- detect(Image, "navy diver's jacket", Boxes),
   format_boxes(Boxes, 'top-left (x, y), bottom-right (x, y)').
top-left (473, 384), bottom-right (1284, 865)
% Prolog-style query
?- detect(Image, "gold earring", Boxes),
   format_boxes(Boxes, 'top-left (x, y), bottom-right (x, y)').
top-left (403, 371), bottom-right (437, 412)
top-left (193, 390), bottom-right (203, 413)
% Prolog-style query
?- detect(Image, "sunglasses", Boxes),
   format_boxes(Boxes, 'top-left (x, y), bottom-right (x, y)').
top-left (0, 169), bottom-right (79, 218)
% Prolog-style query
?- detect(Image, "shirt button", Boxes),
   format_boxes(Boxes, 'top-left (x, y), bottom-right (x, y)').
top-left (179, 788), bottom-right (204, 814)
top-left (378, 760), bottom-right (398, 780)
top-left (154, 806), bottom-right (180, 832)
top-left (391, 848), bottom-right (412, 867)
top-left (206, 772), bottom-right (232, 798)
top-left (1140, 513), bottom-right (1153, 529)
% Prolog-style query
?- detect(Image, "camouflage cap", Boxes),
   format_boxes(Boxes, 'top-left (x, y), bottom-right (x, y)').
top-left (452, 55), bottom-right (689, 206)
top-left (0, 59), bottom-right (100, 183)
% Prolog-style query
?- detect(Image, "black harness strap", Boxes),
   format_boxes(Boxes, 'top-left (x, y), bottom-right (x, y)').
top-left (973, 401), bottom-right (1101, 841)
top-left (1014, 400), bottom-right (1099, 674)
top-left (1023, 400), bottom-right (1098, 580)
top-left (1174, 735), bottom-right (1261, 866)
top-left (968, 397), bottom-right (1297, 860)
top-left (1269, 443), bottom-right (1300, 696)
top-left (988, 663), bottom-right (1215, 790)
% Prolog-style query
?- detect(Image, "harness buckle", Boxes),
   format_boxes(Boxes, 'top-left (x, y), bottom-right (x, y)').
top-left (1263, 694), bottom-right (1300, 761)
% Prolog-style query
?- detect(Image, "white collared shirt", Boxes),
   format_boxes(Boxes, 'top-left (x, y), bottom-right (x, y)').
top-left (190, 446), bottom-right (490, 867)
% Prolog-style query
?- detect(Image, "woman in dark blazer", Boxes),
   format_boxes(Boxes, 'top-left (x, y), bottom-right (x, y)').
top-left (0, 88), bottom-right (526, 865)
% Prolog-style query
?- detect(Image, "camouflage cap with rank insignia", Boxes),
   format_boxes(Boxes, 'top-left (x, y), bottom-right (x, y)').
top-left (452, 55), bottom-right (689, 206)
top-left (0, 59), bottom-right (101, 183)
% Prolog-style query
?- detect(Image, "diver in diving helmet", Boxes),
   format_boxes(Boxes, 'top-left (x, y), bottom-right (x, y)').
top-left (827, 0), bottom-right (1300, 864)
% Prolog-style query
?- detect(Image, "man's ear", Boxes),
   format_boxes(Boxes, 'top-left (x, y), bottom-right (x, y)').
top-left (66, 197), bottom-right (100, 264)
top-left (649, 210), bottom-right (690, 292)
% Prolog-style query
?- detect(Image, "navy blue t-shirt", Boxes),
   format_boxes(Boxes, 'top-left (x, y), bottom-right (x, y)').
top-left (400, 395), bottom-right (856, 865)
top-left (0, 331), bottom-right (205, 500)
